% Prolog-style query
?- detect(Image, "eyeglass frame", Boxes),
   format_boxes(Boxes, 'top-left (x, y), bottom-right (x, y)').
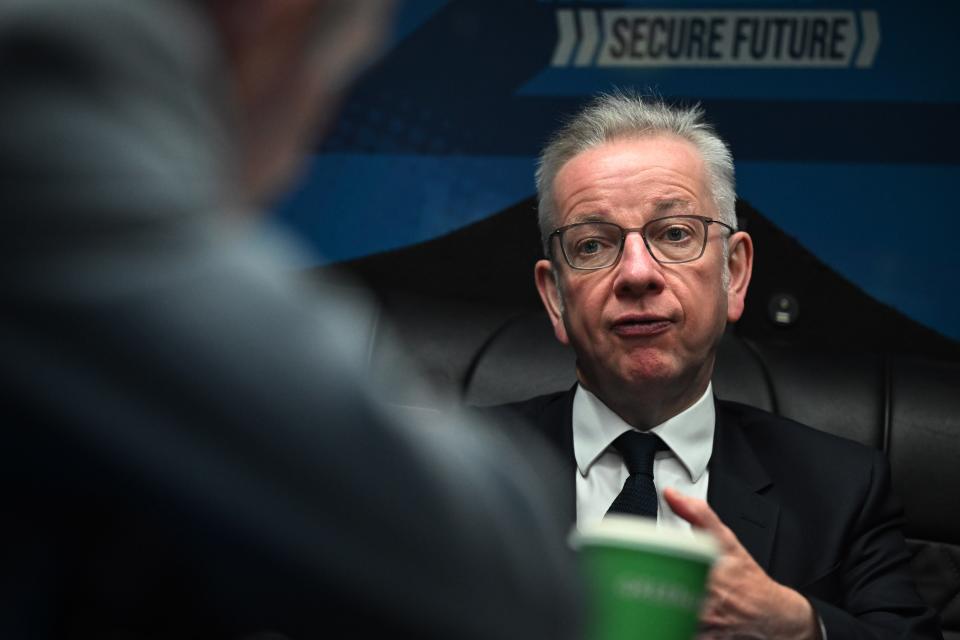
top-left (547, 215), bottom-right (736, 271)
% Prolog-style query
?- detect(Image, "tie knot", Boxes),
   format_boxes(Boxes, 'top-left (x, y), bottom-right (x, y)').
top-left (612, 431), bottom-right (665, 477)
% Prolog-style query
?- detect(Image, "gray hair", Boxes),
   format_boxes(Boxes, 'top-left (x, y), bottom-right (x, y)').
top-left (535, 91), bottom-right (737, 254)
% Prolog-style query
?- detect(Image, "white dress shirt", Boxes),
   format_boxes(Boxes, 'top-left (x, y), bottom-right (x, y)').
top-left (572, 385), bottom-right (828, 638)
top-left (573, 383), bottom-right (715, 532)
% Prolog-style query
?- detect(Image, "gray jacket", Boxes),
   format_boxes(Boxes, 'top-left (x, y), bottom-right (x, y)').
top-left (0, 2), bottom-right (580, 637)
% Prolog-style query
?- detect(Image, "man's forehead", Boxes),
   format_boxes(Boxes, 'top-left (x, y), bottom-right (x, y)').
top-left (558, 135), bottom-right (705, 184)
top-left (572, 132), bottom-right (700, 163)
top-left (553, 137), bottom-right (709, 223)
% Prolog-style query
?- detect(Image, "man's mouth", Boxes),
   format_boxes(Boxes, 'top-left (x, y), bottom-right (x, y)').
top-left (610, 315), bottom-right (673, 337)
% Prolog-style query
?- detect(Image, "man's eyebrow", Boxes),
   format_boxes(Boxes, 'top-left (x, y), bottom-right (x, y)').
top-left (653, 199), bottom-right (694, 213)
top-left (566, 212), bottom-right (609, 225)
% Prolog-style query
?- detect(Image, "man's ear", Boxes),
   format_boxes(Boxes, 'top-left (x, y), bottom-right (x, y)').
top-left (725, 231), bottom-right (754, 323)
top-left (534, 259), bottom-right (570, 345)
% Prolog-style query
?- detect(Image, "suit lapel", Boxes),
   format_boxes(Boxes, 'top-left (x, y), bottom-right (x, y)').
top-left (538, 384), bottom-right (577, 464)
top-left (707, 401), bottom-right (779, 572)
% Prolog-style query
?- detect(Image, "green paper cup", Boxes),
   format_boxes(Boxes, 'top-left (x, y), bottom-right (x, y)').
top-left (571, 515), bottom-right (718, 640)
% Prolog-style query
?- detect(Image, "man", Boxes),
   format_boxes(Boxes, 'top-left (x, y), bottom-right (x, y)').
top-left (498, 92), bottom-right (941, 638)
top-left (0, 1), bottom-right (580, 638)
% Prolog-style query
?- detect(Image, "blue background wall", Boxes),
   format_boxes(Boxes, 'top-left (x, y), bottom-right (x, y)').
top-left (274, 0), bottom-right (960, 343)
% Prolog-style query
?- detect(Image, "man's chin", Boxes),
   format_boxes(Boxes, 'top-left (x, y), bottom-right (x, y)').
top-left (579, 359), bottom-right (681, 400)
top-left (577, 348), bottom-right (685, 394)
top-left (617, 352), bottom-right (679, 385)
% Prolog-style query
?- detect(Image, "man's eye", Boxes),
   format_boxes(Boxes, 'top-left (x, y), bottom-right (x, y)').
top-left (575, 238), bottom-right (610, 255)
top-left (579, 239), bottom-right (600, 254)
top-left (661, 226), bottom-right (692, 242)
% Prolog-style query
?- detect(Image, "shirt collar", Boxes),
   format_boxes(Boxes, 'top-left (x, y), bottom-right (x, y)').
top-left (572, 383), bottom-right (715, 482)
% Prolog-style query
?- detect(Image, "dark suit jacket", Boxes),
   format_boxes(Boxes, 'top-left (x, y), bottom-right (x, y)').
top-left (489, 386), bottom-right (942, 639)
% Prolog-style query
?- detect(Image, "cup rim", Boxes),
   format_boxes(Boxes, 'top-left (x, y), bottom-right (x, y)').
top-left (571, 515), bottom-right (718, 563)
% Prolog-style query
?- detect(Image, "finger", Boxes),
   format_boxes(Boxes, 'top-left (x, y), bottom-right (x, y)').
top-left (663, 488), bottom-right (737, 547)
top-left (663, 487), bottom-right (721, 530)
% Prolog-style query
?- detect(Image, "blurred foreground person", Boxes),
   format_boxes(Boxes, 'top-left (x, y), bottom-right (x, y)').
top-left (0, 1), bottom-right (580, 638)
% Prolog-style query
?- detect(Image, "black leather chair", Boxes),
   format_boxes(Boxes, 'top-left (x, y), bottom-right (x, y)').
top-left (364, 292), bottom-right (960, 639)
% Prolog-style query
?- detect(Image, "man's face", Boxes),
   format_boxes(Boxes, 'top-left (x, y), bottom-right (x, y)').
top-left (534, 135), bottom-right (752, 425)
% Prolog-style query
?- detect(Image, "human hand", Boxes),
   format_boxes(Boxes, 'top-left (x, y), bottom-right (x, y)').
top-left (663, 488), bottom-right (819, 639)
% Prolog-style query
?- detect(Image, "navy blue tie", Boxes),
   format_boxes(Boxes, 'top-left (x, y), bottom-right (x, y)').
top-left (606, 431), bottom-right (666, 519)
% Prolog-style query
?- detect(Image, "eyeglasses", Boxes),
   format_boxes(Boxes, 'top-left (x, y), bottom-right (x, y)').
top-left (548, 216), bottom-right (735, 270)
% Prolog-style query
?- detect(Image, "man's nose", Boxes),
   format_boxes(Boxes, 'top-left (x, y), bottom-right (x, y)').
top-left (612, 232), bottom-right (666, 295)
